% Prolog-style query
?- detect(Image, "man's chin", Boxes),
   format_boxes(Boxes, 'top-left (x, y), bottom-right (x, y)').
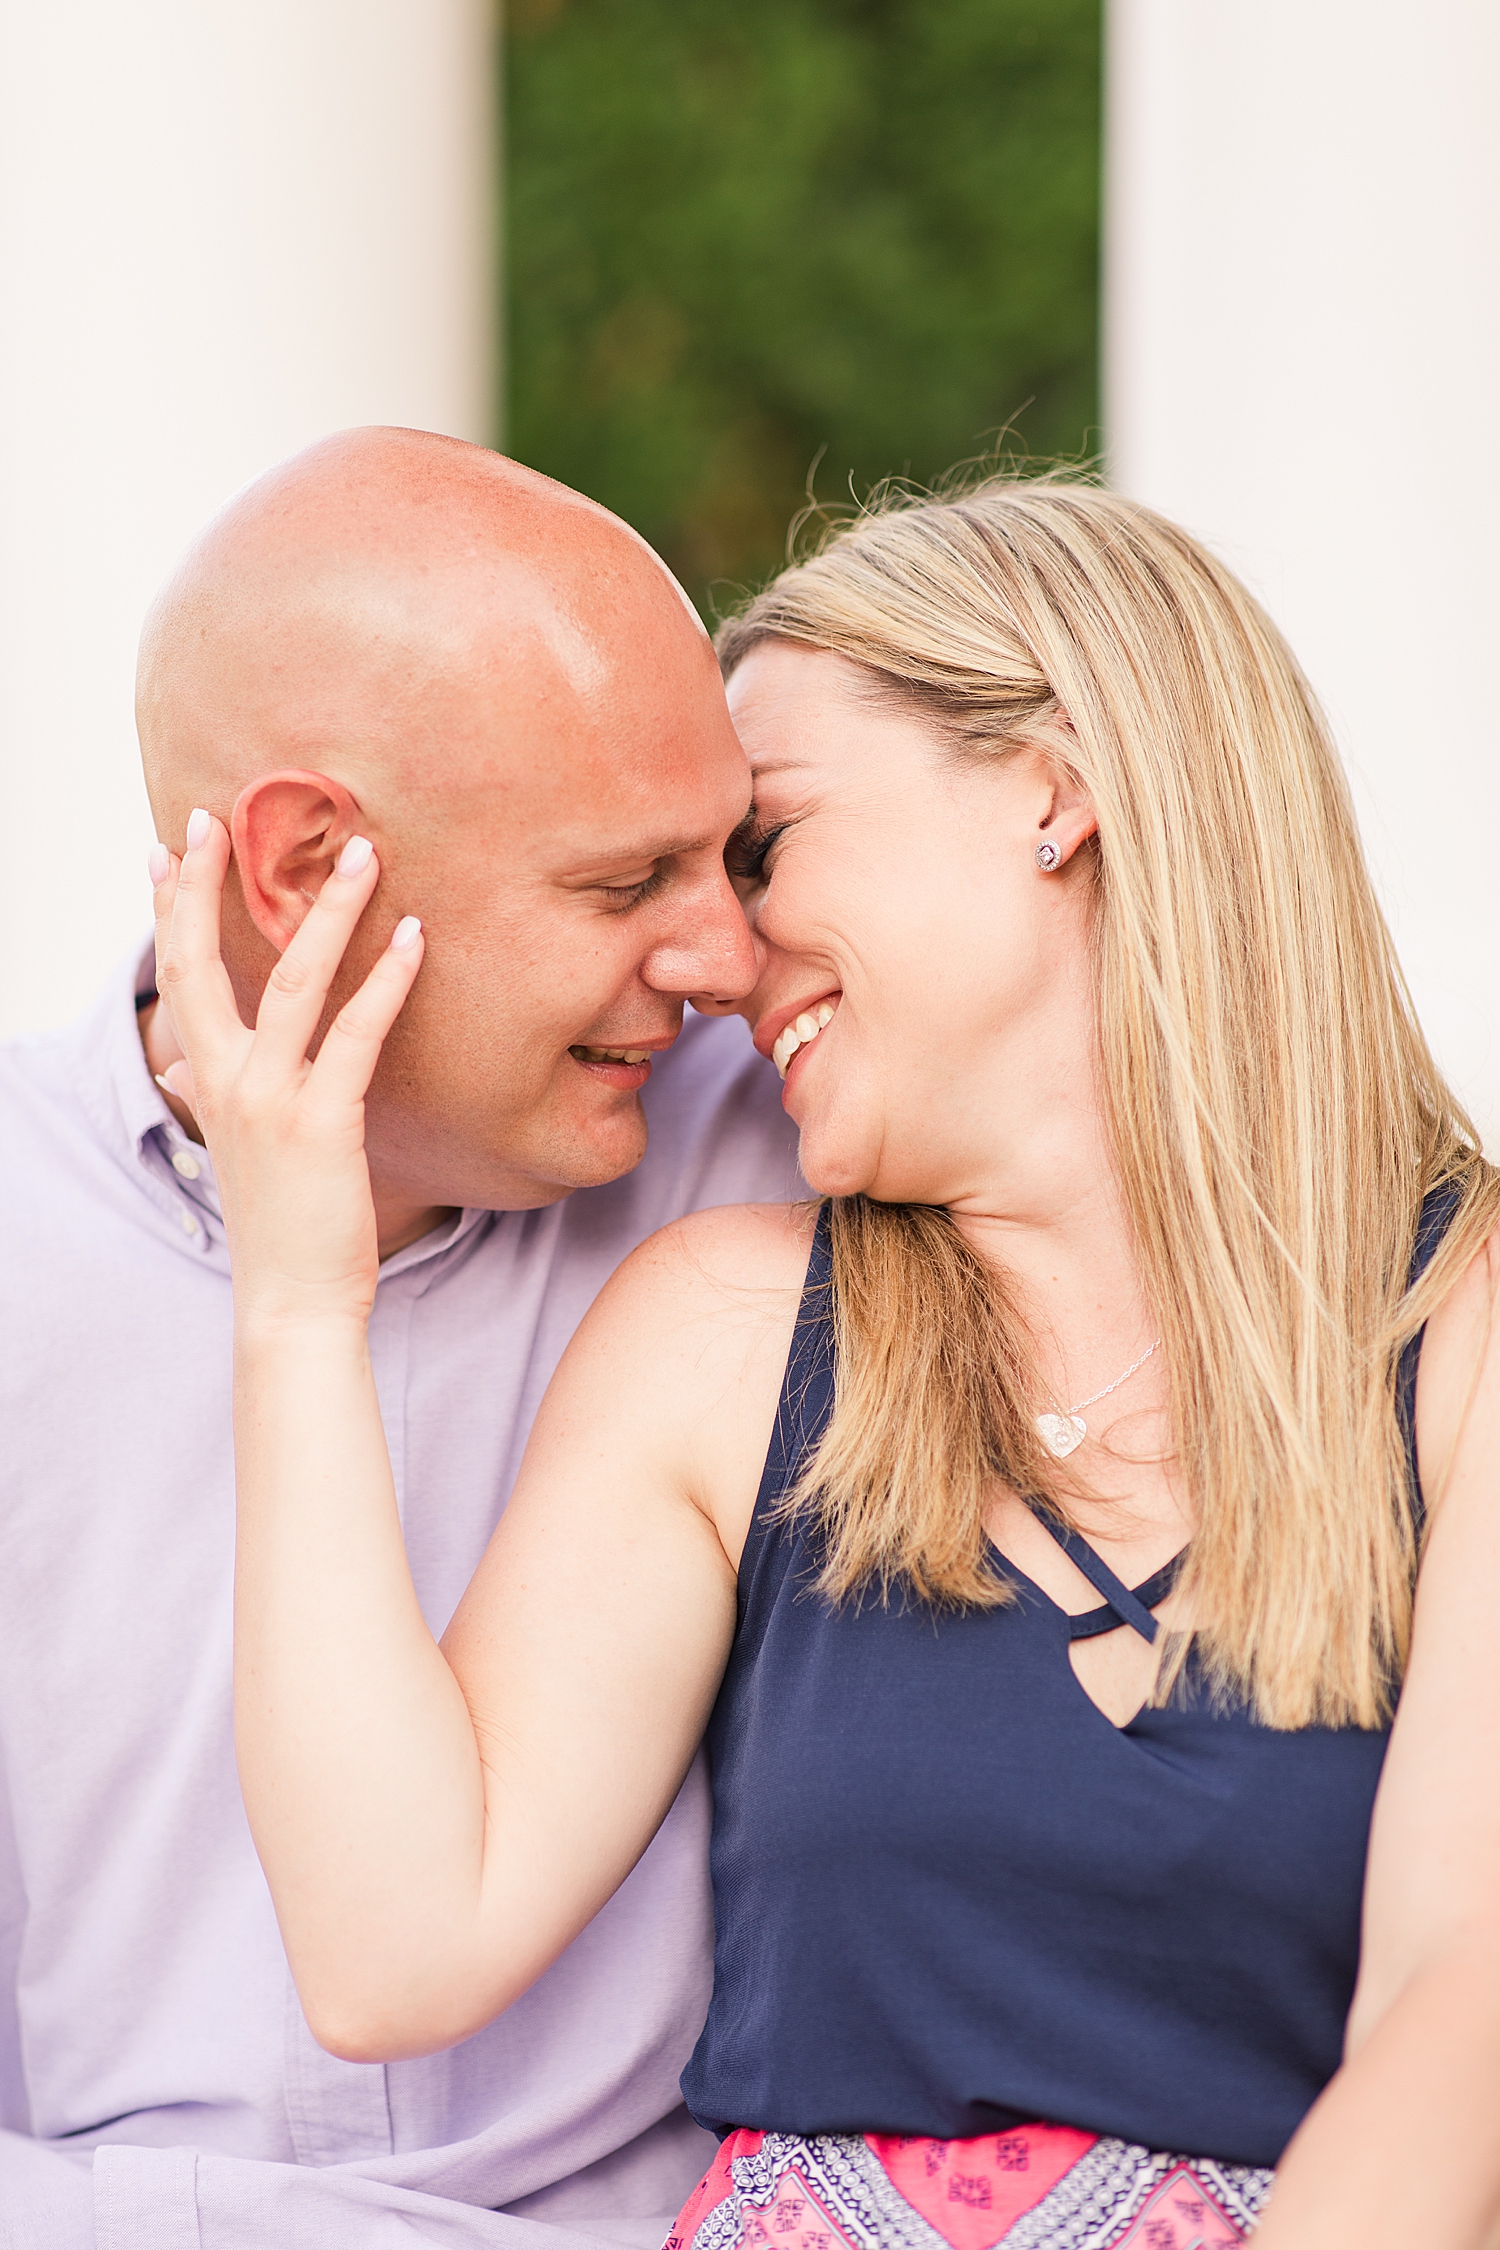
top-left (514, 1096), bottom-right (652, 1199)
top-left (368, 1085), bottom-right (652, 1213)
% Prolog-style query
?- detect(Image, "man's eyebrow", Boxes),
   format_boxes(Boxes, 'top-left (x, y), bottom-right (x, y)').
top-left (567, 828), bottom-right (734, 871)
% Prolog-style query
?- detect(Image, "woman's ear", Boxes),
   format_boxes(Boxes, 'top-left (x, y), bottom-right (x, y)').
top-left (231, 771), bottom-right (364, 952)
top-left (1035, 754), bottom-right (1098, 871)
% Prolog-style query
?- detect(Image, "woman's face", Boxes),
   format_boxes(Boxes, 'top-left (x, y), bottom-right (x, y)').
top-left (719, 640), bottom-right (1098, 1208)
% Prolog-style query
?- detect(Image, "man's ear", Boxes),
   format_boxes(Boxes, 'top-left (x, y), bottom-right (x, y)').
top-left (231, 771), bottom-right (363, 952)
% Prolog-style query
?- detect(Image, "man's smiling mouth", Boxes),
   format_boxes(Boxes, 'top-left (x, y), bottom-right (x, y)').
top-left (569, 1044), bottom-right (652, 1064)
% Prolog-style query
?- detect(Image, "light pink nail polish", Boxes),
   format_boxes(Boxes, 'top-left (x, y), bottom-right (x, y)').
top-left (390, 916), bottom-right (422, 951)
top-left (335, 835), bottom-right (374, 880)
top-left (185, 808), bottom-right (211, 851)
top-left (148, 844), bottom-right (171, 885)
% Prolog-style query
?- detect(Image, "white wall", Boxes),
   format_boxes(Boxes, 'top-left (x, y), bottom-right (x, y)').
top-left (0, 1), bottom-right (494, 1038)
top-left (1105, 0), bottom-right (1500, 1150)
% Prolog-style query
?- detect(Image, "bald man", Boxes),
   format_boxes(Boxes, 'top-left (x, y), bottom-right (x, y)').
top-left (0, 432), bottom-right (799, 2250)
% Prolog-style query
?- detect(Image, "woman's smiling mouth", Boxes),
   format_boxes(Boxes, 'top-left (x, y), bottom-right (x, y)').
top-left (771, 1000), bottom-right (838, 1080)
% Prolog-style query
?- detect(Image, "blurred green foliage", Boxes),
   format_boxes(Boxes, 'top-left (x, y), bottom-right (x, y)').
top-left (505, 0), bottom-right (1100, 618)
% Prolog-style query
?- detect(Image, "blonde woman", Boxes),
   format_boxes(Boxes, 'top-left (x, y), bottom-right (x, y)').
top-left (153, 482), bottom-right (1500, 2249)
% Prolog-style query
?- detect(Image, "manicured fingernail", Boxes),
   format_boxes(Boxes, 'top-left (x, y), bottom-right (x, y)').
top-left (148, 844), bottom-right (171, 885)
top-left (154, 1074), bottom-right (175, 1095)
top-left (390, 916), bottom-right (422, 951)
top-left (185, 808), bottom-right (211, 851)
top-left (335, 835), bottom-right (374, 880)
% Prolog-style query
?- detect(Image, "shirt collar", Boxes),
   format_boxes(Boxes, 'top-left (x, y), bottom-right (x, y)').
top-left (66, 937), bottom-right (183, 1169)
top-left (69, 937), bottom-right (495, 1278)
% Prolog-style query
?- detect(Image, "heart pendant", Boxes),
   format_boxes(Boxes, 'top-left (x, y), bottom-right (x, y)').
top-left (1037, 1411), bottom-right (1087, 1460)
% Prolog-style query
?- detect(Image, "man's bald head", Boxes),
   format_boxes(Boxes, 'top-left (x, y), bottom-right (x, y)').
top-left (137, 429), bottom-right (758, 1221)
top-left (138, 425), bottom-right (707, 832)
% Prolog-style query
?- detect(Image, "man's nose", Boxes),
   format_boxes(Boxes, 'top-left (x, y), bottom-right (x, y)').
top-left (642, 862), bottom-right (760, 1005)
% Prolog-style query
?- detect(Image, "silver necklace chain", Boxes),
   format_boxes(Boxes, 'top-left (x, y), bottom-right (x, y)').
top-left (1066, 1336), bottom-right (1161, 1416)
top-left (1036, 1336), bottom-right (1162, 1460)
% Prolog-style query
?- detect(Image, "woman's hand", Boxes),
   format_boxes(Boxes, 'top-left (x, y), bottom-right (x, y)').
top-left (149, 809), bottom-right (424, 1327)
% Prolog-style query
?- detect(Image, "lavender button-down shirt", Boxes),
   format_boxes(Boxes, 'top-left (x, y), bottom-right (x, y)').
top-left (0, 948), bottom-right (802, 2250)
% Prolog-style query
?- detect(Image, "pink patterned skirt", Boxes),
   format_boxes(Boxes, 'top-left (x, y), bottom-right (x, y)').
top-left (666, 2125), bottom-right (1274, 2250)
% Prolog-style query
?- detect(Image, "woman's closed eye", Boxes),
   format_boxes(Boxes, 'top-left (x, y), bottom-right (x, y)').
top-left (726, 817), bottom-right (787, 892)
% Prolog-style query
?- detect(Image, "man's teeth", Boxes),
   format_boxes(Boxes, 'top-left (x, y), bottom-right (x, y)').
top-left (772, 1002), bottom-right (837, 1080)
top-left (571, 1046), bottom-right (652, 1065)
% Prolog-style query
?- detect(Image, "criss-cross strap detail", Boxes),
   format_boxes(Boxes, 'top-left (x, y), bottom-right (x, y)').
top-left (1064, 1552), bottom-right (1186, 1641)
top-left (1032, 1513), bottom-right (1186, 1644)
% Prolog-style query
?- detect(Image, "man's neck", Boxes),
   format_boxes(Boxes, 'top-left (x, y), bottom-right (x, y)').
top-left (373, 1198), bottom-right (459, 1261)
top-left (137, 999), bottom-right (455, 1262)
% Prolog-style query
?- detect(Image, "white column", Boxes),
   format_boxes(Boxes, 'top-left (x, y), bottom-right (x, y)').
top-left (1105, 0), bottom-right (1500, 1148)
top-left (0, 1), bottom-right (494, 1037)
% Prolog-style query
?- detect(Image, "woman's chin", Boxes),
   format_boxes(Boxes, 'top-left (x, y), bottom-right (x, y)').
top-left (788, 1117), bottom-right (852, 1199)
top-left (788, 1082), bottom-right (919, 1204)
top-left (798, 1129), bottom-right (954, 1207)
top-left (792, 1121), bottom-right (882, 1203)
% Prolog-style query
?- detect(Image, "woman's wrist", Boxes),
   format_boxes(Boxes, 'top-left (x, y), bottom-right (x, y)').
top-left (234, 1300), bottom-right (375, 1360)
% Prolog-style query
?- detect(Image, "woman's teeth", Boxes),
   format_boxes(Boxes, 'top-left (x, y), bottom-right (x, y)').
top-left (772, 1002), bottom-right (837, 1080)
top-left (571, 1045), bottom-right (651, 1065)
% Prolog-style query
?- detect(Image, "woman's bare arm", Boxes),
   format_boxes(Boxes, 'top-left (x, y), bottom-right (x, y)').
top-left (154, 819), bottom-right (807, 2061)
top-left (235, 1207), bottom-right (803, 2060)
top-left (1254, 1226), bottom-right (1500, 2249)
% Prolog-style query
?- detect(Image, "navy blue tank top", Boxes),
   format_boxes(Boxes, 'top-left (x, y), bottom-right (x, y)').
top-left (681, 1191), bottom-right (1456, 2170)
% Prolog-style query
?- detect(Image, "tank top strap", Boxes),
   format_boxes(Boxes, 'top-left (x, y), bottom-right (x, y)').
top-left (749, 1203), bottom-right (837, 1531)
top-left (1037, 1181), bottom-right (1465, 1632)
top-left (1396, 1180), bottom-right (1466, 1534)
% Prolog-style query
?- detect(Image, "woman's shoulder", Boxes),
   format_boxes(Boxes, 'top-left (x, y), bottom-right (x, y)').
top-left (606, 1199), bottom-right (822, 1306)
top-left (561, 1201), bottom-right (823, 1412)
top-left (539, 1202), bottom-right (824, 1557)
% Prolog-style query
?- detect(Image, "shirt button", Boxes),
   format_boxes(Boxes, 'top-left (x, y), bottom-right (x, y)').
top-left (171, 1150), bottom-right (202, 1179)
top-left (179, 1206), bottom-right (199, 1235)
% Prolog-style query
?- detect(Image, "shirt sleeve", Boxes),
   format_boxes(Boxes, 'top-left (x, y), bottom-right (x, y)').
top-left (0, 1736), bottom-right (93, 2249)
top-left (94, 2145), bottom-right (646, 2249)
top-left (0, 2129), bottom-right (96, 2249)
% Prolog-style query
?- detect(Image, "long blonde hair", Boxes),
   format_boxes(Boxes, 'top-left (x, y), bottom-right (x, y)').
top-left (717, 477), bottom-right (1497, 1729)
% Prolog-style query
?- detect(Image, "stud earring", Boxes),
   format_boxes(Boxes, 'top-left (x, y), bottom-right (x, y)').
top-left (1034, 840), bottom-right (1062, 871)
